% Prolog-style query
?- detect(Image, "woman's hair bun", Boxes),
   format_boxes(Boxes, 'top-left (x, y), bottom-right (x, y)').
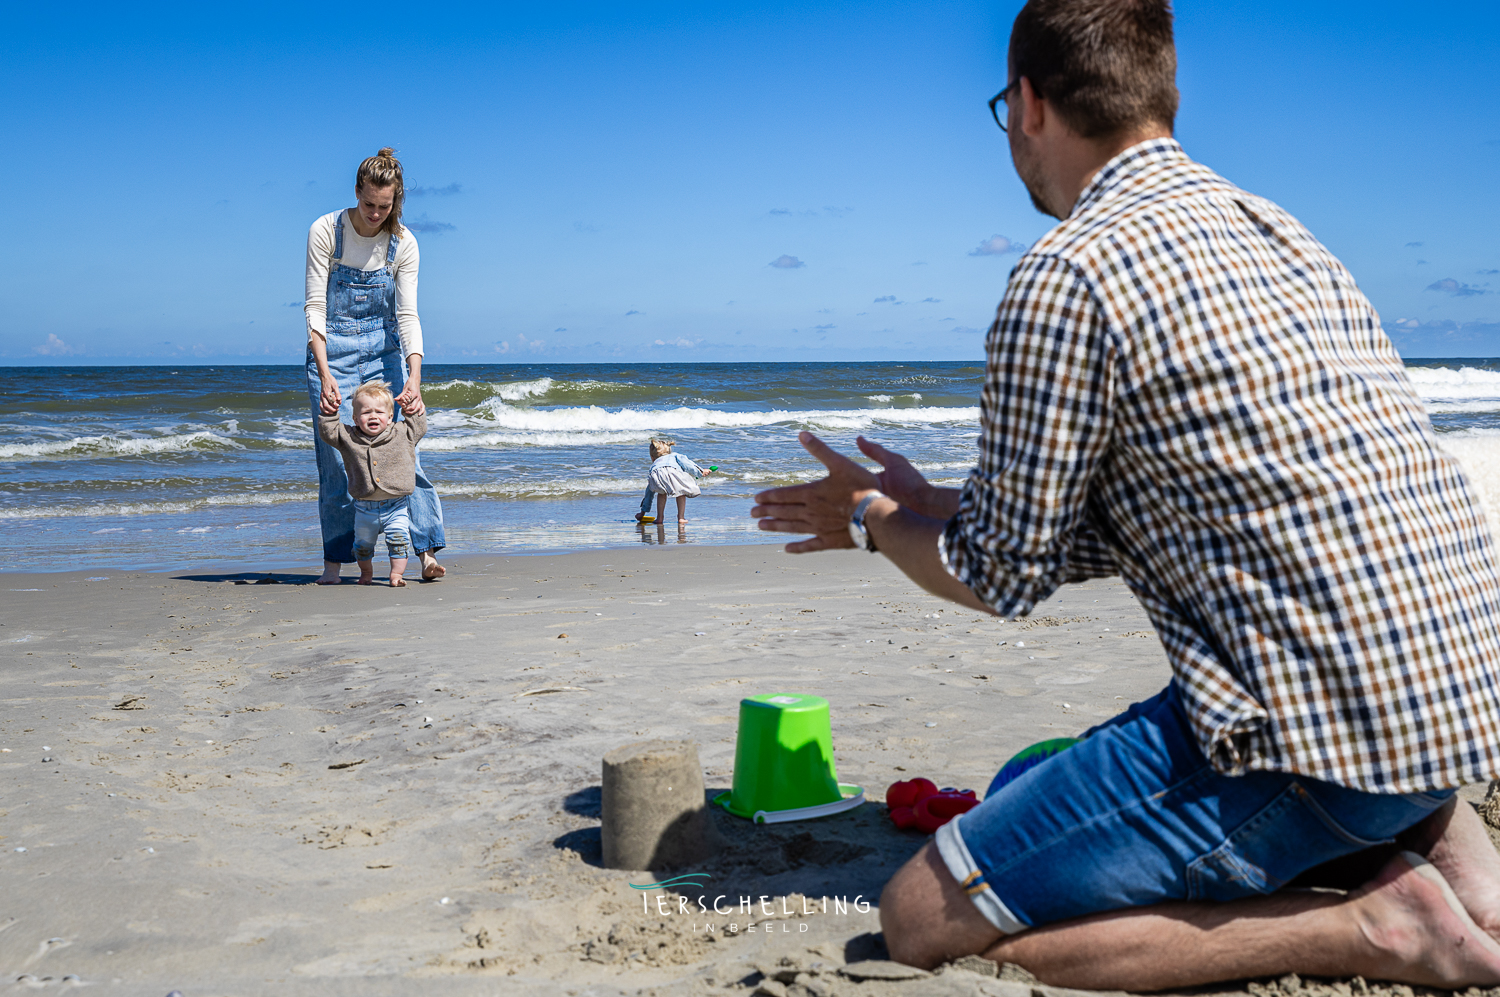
top-left (377, 147), bottom-right (396, 158)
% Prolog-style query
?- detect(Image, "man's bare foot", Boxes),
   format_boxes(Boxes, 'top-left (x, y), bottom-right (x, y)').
top-left (390, 575), bottom-right (406, 587)
top-left (1403, 797), bottom-right (1500, 942)
top-left (634, 512), bottom-right (645, 522)
top-left (678, 518), bottom-right (689, 524)
top-left (419, 551), bottom-right (446, 580)
top-left (1347, 851), bottom-right (1500, 987)
top-left (318, 561), bottom-right (342, 585)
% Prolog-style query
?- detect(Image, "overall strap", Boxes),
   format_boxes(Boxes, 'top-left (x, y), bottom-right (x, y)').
top-left (385, 226), bottom-right (400, 270)
top-left (333, 211), bottom-right (345, 262)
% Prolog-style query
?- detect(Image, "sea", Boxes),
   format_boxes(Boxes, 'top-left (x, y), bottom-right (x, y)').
top-left (3, 359), bottom-right (1499, 573)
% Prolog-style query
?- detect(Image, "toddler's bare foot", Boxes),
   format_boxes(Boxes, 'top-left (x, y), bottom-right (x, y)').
top-left (358, 576), bottom-right (374, 586)
top-left (419, 551), bottom-right (446, 580)
top-left (318, 561), bottom-right (342, 585)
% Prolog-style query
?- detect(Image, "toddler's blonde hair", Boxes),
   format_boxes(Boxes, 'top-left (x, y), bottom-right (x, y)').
top-left (649, 438), bottom-right (674, 460)
top-left (353, 380), bottom-right (395, 414)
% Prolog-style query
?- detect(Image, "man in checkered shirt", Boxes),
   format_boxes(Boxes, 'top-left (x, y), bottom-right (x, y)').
top-left (752, 0), bottom-right (1500, 988)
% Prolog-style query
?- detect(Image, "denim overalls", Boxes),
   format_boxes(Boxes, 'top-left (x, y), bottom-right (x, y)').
top-left (305, 211), bottom-right (445, 564)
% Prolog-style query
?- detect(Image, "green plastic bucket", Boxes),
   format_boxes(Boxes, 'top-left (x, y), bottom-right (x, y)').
top-left (714, 693), bottom-right (864, 823)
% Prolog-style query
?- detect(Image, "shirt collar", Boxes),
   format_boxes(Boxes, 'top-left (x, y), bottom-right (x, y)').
top-left (1068, 137), bottom-right (1187, 218)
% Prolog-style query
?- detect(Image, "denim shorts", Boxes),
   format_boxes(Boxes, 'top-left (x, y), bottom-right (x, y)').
top-left (353, 496), bottom-right (412, 560)
top-left (935, 685), bottom-right (1454, 933)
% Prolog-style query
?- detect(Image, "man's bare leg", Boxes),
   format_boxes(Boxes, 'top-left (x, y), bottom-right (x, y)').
top-left (880, 842), bottom-right (1500, 990)
top-left (1403, 796), bottom-right (1500, 939)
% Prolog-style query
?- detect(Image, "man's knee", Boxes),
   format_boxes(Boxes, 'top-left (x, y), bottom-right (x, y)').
top-left (881, 841), bottom-right (1003, 969)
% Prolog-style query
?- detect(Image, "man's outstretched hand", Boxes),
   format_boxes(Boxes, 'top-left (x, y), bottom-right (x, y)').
top-left (857, 436), bottom-right (936, 515)
top-left (752, 431), bottom-right (882, 553)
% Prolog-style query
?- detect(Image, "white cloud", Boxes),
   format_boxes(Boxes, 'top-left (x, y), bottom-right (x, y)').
top-left (494, 335), bottom-right (546, 354)
top-left (653, 338), bottom-right (698, 348)
top-left (770, 255), bottom-right (806, 269)
top-left (33, 333), bottom-right (79, 355)
top-left (969, 234), bottom-right (1027, 257)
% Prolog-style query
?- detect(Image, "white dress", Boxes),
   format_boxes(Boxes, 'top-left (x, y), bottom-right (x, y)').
top-left (648, 453), bottom-right (703, 497)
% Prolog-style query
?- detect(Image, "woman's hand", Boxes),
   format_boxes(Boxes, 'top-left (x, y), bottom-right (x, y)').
top-left (319, 374), bottom-right (341, 416)
top-left (397, 355), bottom-right (426, 416)
top-left (395, 379), bottom-right (425, 417)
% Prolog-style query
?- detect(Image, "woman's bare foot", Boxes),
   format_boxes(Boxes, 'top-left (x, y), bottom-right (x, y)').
top-left (419, 551), bottom-right (446, 580)
top-left (678, 518), bottom-right (689, 524)
top-left (318, 561), bottom-right (342, 585)
top-left (1347, 851), bottom-right (1500, 987)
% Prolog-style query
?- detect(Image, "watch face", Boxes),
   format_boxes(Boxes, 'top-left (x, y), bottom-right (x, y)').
top-left (848, 518), bottom-right (866, 551)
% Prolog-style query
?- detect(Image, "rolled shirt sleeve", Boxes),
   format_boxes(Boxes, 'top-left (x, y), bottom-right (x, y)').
top-left (940, 254), bottom-right (1119, 617)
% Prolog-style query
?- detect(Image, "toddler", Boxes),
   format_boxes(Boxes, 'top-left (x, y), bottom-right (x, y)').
top-left (318, 381), bottom-right (427, 587)
top-left (635, 438), bottom-right (712, 525)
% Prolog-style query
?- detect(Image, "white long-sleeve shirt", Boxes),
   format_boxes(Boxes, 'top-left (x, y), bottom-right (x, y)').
top-left (304, 210), bottom-right (423, 358)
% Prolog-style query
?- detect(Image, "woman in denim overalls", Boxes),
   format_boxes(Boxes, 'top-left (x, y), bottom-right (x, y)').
top-left (305, 149), bottom-right (445, 584)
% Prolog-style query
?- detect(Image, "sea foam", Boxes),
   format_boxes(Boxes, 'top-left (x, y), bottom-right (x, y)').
top-left (0, 431), bottom-right (239, 461)
top-left (1406, 365), bottom-right (1500, 403)
top-left (469, 401), bottom-right (981, 434)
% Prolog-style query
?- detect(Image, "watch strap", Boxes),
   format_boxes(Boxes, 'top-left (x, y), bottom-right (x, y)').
top-left (851, 491), bottom-right (886, 552)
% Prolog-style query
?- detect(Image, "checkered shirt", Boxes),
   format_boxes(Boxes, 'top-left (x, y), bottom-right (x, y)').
top-left (940, 139), bottom-right (1500, 793)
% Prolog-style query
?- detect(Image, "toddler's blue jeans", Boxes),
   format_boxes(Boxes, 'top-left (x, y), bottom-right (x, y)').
top-left (935, 684), bottom-right (1454, 933)
top-left (352, 497), bottom-right (412, 561)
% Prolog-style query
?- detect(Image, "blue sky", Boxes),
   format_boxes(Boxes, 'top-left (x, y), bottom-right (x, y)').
top-left (3, 0), bottom-right (1497, 364)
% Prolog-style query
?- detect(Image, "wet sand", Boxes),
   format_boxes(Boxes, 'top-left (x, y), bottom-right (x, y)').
top-left (1, 543), bottom-right (1491, 996)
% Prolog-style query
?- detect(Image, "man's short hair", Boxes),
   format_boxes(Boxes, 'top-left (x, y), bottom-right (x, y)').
top-left (1009, 0), bottom-right (1179, 139)
top-left (353, 380), bottom-right (394, 414)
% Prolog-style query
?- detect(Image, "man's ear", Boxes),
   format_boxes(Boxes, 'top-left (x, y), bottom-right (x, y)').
top-left (1018, 76), bottom-right (1047, 138)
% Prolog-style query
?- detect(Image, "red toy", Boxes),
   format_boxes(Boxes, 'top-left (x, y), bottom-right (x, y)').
top-left (885, 779), bottom-right (978, 833)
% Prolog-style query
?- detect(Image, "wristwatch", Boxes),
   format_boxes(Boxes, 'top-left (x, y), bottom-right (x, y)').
top-left (848, 491), bottom-right (886, 553)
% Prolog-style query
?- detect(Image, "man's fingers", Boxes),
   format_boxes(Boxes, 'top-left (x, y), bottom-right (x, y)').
top-left (798, 430), bottom-right (859, 472)
top-left (784, 535), bottom-right (837, 554)
top-left (750, 502), bottom-right (813, 520)
top-left (756, 517), bottom-right (817, 534)
top-left (754, 483), bottom-right (817, 506)
top-left (856, 435), bottom-right (895, 465)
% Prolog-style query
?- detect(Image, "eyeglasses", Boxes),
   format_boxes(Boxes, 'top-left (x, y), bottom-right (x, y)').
top-left (988, 80), bottom-right (1019, 132)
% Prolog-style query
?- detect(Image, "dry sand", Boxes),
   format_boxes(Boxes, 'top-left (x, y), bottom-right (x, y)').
top-left (1, 543), bottom-right (1495, 997)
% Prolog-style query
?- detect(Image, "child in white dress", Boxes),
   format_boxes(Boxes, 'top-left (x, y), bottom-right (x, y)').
top-left (635, 439), bottom-right (712, 525)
